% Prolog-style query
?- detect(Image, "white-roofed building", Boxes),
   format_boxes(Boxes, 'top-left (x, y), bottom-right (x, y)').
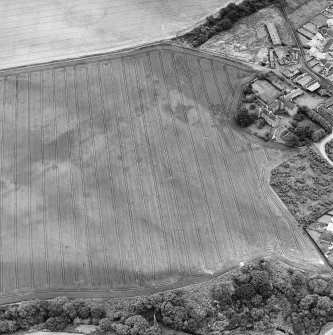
top-left (327, 18), bottom-right (333, 27)
top-left (307, 38), bottom-right (324, 51)
top-left (306, 81), bottom-right (321, 92)
top-left (327, 219), bottom-right (333, 233)
top-left (308, 47), bottom-right (327, 60)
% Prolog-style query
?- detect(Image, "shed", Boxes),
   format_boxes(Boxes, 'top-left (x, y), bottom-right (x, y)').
top-left (307, 82), bottom-right (321, 92)
top-left (266, 23), bottom-right (281, 46)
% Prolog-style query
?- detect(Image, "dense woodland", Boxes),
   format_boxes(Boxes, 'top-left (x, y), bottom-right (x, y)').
top-left (325, 139), bottom-right (333, 163)
top-left (271, 149), bottom-right (333, 226)
top-left (0, 259), bottom-right (333, 335)
top-left (176, 0), bottom-right (286, 47)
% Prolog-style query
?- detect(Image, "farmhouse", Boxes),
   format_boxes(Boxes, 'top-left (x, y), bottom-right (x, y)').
top-left (280, 97), bottom-right (298, 116)
top-left (266, 23), bottom-right (281, 46)
top-left (268, 100), bottom-right (281, 112)
top-left (260, 108), bottom-right (280, 127)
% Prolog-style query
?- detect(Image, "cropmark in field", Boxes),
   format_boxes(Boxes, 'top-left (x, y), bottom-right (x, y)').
top-left (0, 45), bottom-right (324, 303)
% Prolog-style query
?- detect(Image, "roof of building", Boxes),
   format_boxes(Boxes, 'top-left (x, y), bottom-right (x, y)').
top-left (284, 88), bottom-right (304, 100)
top-left (275, 47), bottom-right (289, 60)
top-left (325, 96), bottom-right (333, 107)
top-left (299, 75), bottom-right (313, 87)
top-left (280, 97), bottom-right (297, 110)
top-left (324, 39), bottom-right (333, 52)
top-left (268, 101), bottom-right (280, 109)
top-left (266, 23), bottom-right (281, 46)
top-left (325, 61), bottom-right (333, 69)
top-left (327, 220), bottom-right (333, 232)
top-left (262, 108), bottom-right (278, 121)
top-left (321, 230), bottom-right (333, 243)
top-left (307, 82), bottom-right (321, 91)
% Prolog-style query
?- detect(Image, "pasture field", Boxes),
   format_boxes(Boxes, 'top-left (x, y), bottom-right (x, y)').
top-left (0, 45), bottom-right (324, 302)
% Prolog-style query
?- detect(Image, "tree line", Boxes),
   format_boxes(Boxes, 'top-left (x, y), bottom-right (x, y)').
top-left (178, 0), bottom-right (286, 47)
top-left (1, 258), bottom-right (333, 335)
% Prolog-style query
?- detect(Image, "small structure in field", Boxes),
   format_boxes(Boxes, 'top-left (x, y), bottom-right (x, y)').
top-left (266, 23), bottom-right (281, 46)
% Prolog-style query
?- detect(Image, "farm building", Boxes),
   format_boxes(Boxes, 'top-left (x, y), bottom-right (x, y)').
top-left (295, 73), bottom-right (313, 87)
top-left (308, 38), bottom-right (324, 51)
top-left (252, 79), bottom-right (280, 104)
top-left (268, 100), bottom-right (281, 112)
top-left (324, 39), bottom-right (333, 52)
top-left (284, 88), bottom-right (304, 100)
top-left (320, 27), bottom-right (329, 37)
top-left (307, 82), bottom-right (321, 92)
top-left (320, 231), bottom-right (333, 244)
top-left (266, 23), bottom-right (281, 46)
top-left (282, 68), bottom-right (300, 79)
top-left (280, 97), bottom-right (298, 116)
top-left (260, 108), bottom-right (280, 127)
top-left (303, 22), bottom-right (318, 35)
top-left (298, 28), bottom-right (314, 40)
top-left (308, 47), bottom-right (326, 60)
top-left (324, 96), bottom-right (333, 108)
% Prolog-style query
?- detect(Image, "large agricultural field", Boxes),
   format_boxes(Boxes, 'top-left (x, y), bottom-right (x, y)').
top-left (0, 44), bottom-right (324, 303)
top-left (0, 0), bottom-right (236, 70)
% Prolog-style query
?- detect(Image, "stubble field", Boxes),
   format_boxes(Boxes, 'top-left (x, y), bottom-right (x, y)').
top-left (0, 45), bottom-right (324, 302)
top-left (0, 0), bottom-right (234, 70)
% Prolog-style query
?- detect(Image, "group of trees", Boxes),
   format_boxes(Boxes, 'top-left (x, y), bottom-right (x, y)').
top-left (270, 149), bottom-right (333, 226)
top-left (1, 259), bottom-right (333, 335)
top-left (210, 259), bottom-right (333, 335)
top-left (298, 105), bottom-right (332, 141)
top-left (325, 139), bottom-right (333, 162)
top-left (179, 0), bottom-right (286, 47)
top-left (235, 106), bottom-right (257, 127)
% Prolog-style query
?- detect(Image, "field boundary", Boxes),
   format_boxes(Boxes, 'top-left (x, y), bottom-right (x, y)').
top-left (0, 250), bottom-right (326, 305)
top-left (0, 42), bottom-right (252, 77)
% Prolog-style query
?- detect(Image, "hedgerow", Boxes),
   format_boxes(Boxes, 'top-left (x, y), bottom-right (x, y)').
top-left (0, 259), bottom-right (333, 335)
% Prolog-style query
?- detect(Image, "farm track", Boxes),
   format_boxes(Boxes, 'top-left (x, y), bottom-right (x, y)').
top-left (0, 44), bottom-right (325, 302)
